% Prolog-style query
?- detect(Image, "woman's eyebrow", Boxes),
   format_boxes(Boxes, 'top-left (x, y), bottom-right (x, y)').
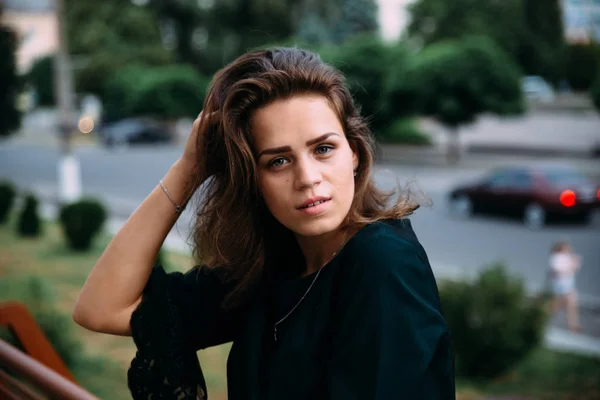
top-left (258, 132), bottom-right (340, 158)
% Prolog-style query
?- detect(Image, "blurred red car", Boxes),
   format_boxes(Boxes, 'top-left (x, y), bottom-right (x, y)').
top-left (448, 163), bottom-right (600, 229)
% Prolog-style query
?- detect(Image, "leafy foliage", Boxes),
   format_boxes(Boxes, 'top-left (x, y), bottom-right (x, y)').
top-left (407, 0), bottom-right (525, 57)
top-left (0, 180), bottom-right (17, 224)
top-left (564, 43), bottom-right (600, 91)
top-left (517, 0), bottom-right (565, 83)
top-left (592, 73), bottom-right (600, 113)
top-left (439, 263), bottom-right (548, 379)
top-left (296, 12), bottom-right (332, 45)
top-left (26, 55), bottom-right (55, 106)
top-left (380, 118), bottom-right (431, 145)
top-left (320, 35), bottom-right (409, 134)
top-left (407, 0), bottom-right (565, 84)
top-left (59, 199), bottom-right (107, 251)
top-left (65, 0), bottom-right (174, 95)
top-left (390, 36), bottom-right (524, 128)
top-left (0, 11), bottom-right (22, 137)
top-left (330, 0), bottom-right (378, 44)
top-left (103, 64), bottom-right (209, 122)
top-left (17, 193), bottom-right (42, 237)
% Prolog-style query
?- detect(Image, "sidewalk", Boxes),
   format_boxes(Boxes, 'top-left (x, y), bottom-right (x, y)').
top-left (35, 200), bottom-right (600, 359)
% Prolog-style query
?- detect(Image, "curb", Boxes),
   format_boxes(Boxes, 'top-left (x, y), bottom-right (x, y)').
top-left (375, 144), bottom-right (600, 168)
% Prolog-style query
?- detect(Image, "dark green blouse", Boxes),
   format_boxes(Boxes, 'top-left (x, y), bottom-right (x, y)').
top-left (128, 219), bottom-right (455, 399)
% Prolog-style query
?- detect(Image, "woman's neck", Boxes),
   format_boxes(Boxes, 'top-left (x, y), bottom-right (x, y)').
top-left (295, 229), bottom-right (349, 277)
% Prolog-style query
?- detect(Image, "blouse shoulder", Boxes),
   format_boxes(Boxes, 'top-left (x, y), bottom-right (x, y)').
top-left (339, 219), bottom-right (440, 306)
top-left (344, 219), bottom-right (429, 273)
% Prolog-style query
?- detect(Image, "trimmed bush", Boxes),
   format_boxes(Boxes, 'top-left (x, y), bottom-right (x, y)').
top-left (0, 180), bottom-right (17, 224)
top-left (439, 263), bottom-right (547, 379)
top-left (59, 199), bottom-right (107, 251)
top-left (17, 193), bottom-right (41, 237)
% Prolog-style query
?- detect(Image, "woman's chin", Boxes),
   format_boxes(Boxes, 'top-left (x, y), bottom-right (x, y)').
top-left (287, 217), bottom-right (344, 238)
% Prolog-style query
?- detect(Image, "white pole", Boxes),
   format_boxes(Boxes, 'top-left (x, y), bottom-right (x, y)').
top-left (54, 0), bottom-right (82, 203)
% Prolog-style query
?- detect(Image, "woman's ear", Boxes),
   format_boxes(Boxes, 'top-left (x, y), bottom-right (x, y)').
top-left (350, 141), bottom-right (359, 172)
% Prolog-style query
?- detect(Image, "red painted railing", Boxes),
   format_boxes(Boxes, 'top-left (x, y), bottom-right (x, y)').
top-left (0, 301), bottom-right (98, 399)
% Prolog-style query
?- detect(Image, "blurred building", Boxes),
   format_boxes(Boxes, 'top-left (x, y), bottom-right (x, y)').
top-left (377, 0), bottom-right (415, 42)
top-left (1, 0), bottom-right (57, 74)
top-left (562, 0), bottom-right (600, 43)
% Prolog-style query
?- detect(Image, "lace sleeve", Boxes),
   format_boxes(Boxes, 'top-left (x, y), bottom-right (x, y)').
top-left (127, 265), bottom-right (208, 400)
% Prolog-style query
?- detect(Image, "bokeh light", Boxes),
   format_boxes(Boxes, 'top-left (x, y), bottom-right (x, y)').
top-left (78, 116), bottom-right (95, 134)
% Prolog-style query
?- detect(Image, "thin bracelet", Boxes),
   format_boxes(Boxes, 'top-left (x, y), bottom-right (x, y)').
top-left (159, 179), bottom-right (187, 215)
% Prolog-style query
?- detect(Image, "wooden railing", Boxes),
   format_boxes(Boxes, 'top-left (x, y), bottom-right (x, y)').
top-left (0, 301), bottom-right (98, 399)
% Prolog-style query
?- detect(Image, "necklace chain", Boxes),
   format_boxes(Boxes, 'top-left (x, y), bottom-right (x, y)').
top-left (273, 235), bottom-right (348, 342)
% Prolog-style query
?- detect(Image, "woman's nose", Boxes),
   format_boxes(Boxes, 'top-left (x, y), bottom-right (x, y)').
top-left (294, 158), bottom-right (322, 190)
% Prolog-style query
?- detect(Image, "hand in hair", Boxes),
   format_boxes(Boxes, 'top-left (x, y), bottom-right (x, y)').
top-left (180, 110), bottom-right (220, 182)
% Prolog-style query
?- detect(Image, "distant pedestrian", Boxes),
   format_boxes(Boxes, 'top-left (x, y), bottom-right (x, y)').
top-left (548, 241), bottom-right (582, 332)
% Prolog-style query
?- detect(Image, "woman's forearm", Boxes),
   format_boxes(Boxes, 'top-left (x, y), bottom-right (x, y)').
top-left (73, 158), bottom-right (199, 336)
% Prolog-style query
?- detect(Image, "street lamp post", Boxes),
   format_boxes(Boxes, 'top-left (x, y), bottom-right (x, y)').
top-left (54, 0), bottom-right (81, 203)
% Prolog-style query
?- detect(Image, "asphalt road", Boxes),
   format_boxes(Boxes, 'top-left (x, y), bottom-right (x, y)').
top-left (1, 142), bottom-right (599, 304)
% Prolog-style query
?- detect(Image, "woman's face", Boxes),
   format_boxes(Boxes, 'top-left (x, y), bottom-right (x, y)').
top-left (251, 94), bottom-right (358, 238)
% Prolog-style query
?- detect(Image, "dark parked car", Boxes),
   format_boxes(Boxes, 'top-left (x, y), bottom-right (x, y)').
top-left (98, 118), bottom-right (172, 147)
top-left (448, 164), bottom-right (600, 229)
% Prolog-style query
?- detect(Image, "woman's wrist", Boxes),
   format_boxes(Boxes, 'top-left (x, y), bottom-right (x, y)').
top-left (160, 158), bottom-right (201, 207)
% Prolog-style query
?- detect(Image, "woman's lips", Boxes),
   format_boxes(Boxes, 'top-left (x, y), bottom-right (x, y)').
top-left (297, 198), bottom-right (331, 216)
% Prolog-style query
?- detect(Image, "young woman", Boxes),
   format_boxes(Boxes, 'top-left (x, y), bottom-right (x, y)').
top-left (548, 241), bottom-right (582, 332)
top-left (73, 48), bottom-right (455, 399)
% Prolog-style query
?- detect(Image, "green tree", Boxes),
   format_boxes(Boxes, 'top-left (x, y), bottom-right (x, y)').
top-left (319, 35), bottom-right (408, 135)
top-left (564, 43), bottom-right (600, 91)
top-left (331, 0), bottom-right (379, 44)
top-left (407, 0), bottom-right (525, 57)
top-left (129, 65), bottom-right (209, 120)
top-left (0, 4), bottom-right (22, 137)
top-left (145, 0), bottom-right (300, 76)
top-left (196, 0), bottom-right (297, 73)
top-left (406, 0), bottom-right (566, 84)
top-left (390, 36), bottom-right (524, 163)
top-left (518, 0), bottom-right (565, 83)
top-left (65, 0), bottom-right (173, 96)
top-left (296, 13), bottom-right (331, 45)
top-left (146, 0), bottom-right (203, 64)
top-left (103, 64), bottom-right (209, 122)
top-left (591, 72), bottom-right (600, 112)
top-left (27, 55), bottom-right (55, 106)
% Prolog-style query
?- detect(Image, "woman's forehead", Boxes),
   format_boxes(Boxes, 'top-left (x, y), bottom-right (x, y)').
top-left (250, 95), bottom-right (343, 147)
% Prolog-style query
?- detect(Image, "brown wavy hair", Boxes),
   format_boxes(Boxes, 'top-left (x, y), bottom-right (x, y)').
top-left (191, 47), bottom-right (419, 307)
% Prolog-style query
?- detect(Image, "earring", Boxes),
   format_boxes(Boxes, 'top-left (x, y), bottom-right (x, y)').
top-left (353, 170), bottom-right (357, 177)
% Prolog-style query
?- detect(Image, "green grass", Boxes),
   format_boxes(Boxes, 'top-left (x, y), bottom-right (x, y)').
top-left (1, 214), bottom-right (599, 400)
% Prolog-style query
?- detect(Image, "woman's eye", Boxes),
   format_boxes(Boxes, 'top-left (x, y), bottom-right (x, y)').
top-left (316, 145), bottom-right (333, 155)
top-left (268, 157), bottom-right (287, 168)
